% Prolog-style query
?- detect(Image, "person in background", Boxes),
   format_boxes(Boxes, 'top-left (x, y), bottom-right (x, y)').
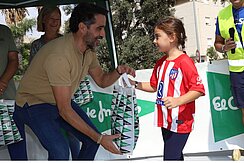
top-left (214, 0), bottom-right (244, 161)
top-left (0, 24), bottom-right (19, 100)
top-left (130, 16), bottom-right (205, 160)
top-left (29, 6), bottom-right (62, 63)
top-left (8, 2), bottom-right (135, 160)
top-left (0, 23), bottom-right (21, 159)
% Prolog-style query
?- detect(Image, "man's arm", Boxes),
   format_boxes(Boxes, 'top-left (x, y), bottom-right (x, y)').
top-left (214, 35), bottom-right (226, 53)
top-left (129, 80), bottom-right (157, 92)
top-left (0, 51), bottom-right (19, 94)
top-left (89, 65), bottom-right (135, 88)
top-left (52, 85), bottom-right (121, 154)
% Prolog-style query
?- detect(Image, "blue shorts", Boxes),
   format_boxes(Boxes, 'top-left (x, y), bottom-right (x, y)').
top-left (230, 71), bottom-right (244, 109)
top-left (161, 128), bottom-right (189, 160)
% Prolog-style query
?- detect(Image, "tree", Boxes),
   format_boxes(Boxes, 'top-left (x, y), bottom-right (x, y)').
top-left (62, 5), bottom-right (75, 33)
top-left (98, 0), bottom-right (175, 71)
top-left (9, 19), bottom-right (36, 80)
top-left (10, 18), bottom-right (36, 45)
top-left (1, 8), bottom-right (28, 25)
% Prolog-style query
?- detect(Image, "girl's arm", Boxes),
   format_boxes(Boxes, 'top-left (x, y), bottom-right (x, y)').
top-left (163, 90), bottom-right (203, 109)
top-left (131, 80), bottom-right (157, 93)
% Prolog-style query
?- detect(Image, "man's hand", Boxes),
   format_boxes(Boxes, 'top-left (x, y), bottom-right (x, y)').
top-left (100, 134), bottom-right (122, 155)
top-left (224, 38), bottom-right (236, 52)
top-left (89, 65), bottom-right (135, 88)
top-left (117, 65), bottom-right (136, 77)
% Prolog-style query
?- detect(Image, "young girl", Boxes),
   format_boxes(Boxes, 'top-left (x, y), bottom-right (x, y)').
top-left (132, 16), bottom-right (205, 160)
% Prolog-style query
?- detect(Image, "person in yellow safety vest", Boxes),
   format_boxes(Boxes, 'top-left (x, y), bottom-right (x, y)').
top-left (214, 0), bottom-right (244, 161)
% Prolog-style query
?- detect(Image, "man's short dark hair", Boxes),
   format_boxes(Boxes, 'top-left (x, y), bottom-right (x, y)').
top-left (69, 2), bottom-right (108, 33)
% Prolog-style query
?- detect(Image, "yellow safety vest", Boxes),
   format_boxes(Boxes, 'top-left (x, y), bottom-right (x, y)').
top-left (218, 4), bottom-right (244, 72)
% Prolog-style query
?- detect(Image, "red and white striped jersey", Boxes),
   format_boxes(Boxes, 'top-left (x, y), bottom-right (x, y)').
top-left (150, 54), bottom-right (205, 133)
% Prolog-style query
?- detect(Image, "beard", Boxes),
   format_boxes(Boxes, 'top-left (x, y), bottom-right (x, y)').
top-left (84, 31), bottom-right (103, 50)
top-left (84, 32), bottom-right (96, 50)
top-left (86, 40), bottom-right (96, 50)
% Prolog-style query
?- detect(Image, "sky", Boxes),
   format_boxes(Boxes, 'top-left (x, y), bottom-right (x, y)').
top-left (0, 6), bottom-right (69, 40)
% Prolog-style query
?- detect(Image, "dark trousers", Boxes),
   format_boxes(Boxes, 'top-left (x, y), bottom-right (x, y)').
top-left (161, 128), bottom-right (190, 161)
top-left (7, 101), bottom-right (99, 160)
top-left (230, 71), bottom-right (244, 109)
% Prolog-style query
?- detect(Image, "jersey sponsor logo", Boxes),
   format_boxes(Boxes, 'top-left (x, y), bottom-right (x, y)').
top-left (157, 81), bottom-right (164, 98)
top-left (169, 68), bottom-right (178, 80)
top-left (156, 81), bottom-right (164, 106)
top-left (156, 100), bottom-right (164, 105)
top-left (235, 17), bottom-right (244, 25)
top-left (196, 76), bottom-right (203, 85)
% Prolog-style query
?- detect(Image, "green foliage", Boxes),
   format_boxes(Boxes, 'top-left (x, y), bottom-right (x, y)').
top-left (62, 4), bottom-right (75, 33)
top-left (14, 43), bottom-right (31, 80)
top-left (119, 33), bottom-right (161, 70)
top-left (110, 0), bottom-right (175, 70)
top-left (206, 46), bottom-right (228, 61)
top-left (62, 5), bottom-right (75, 15)
top-left (136, 0), bottom-right (175, 35)
top-left (206, 46), bottom-right (219, 61)
top-left (10, 18), bottom-right (35, 36)
top-left (9, 18), bottom-right (35, 80)
top-left (10, 18), bottom-right (36, 45)
top-left (96, 39), bottom-right (112, 72)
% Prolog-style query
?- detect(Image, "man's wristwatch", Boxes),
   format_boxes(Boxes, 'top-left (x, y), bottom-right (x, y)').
top-left (135, 81), bottom-right (138, 88)
top-left (116, 67), bottom-right (122, 75)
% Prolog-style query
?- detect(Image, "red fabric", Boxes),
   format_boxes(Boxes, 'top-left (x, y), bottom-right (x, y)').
top-left (150, 54), bottom-right (205, 133)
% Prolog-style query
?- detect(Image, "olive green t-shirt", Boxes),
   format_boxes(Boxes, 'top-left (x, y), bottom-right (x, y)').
top-left (0, 24), bottom-right (18, 100)
top-left (16, 33), bottom-right (100, 106)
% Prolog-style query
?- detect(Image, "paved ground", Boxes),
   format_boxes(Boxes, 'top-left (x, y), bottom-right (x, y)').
top-left (116, 150), bottom-right (244, 161)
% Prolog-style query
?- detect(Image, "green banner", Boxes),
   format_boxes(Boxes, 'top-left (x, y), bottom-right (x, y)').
top-left (80, 91), bottom-right (155, 133)
top-left (207, 72), bottom-right (244, 142)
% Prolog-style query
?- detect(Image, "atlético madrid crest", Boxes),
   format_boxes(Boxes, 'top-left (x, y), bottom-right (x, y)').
top-left (169, 68), bottom-right (178, 80)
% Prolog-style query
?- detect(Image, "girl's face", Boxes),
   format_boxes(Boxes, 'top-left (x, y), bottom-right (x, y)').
top-left (153, 27), bottom-right (173, 53)
top-left (43, 9), bottom-right (61, 33)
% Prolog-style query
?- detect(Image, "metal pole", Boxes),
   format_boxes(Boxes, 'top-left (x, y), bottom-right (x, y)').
top-left (193, 0), bottom-right (201, 62)
top-left (105, 0), bottom-right (118, 68)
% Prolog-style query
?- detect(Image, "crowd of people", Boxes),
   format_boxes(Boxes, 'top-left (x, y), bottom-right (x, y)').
top-left (0, 0), bottom-right (243, 161)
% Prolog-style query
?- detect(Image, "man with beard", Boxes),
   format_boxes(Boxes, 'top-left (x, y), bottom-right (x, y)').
top-left (9, 2), bottom-right (135, 160)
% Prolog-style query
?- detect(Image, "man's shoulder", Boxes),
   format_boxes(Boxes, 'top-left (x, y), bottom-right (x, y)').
top-left (0, 24), bottom-right (11, 32)
top-left (44, 33), bottom-right (73, 53)
top-left (46, 33), bottom-right (69, 46)
top-left (0, 24), bottom-right (9, 29)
